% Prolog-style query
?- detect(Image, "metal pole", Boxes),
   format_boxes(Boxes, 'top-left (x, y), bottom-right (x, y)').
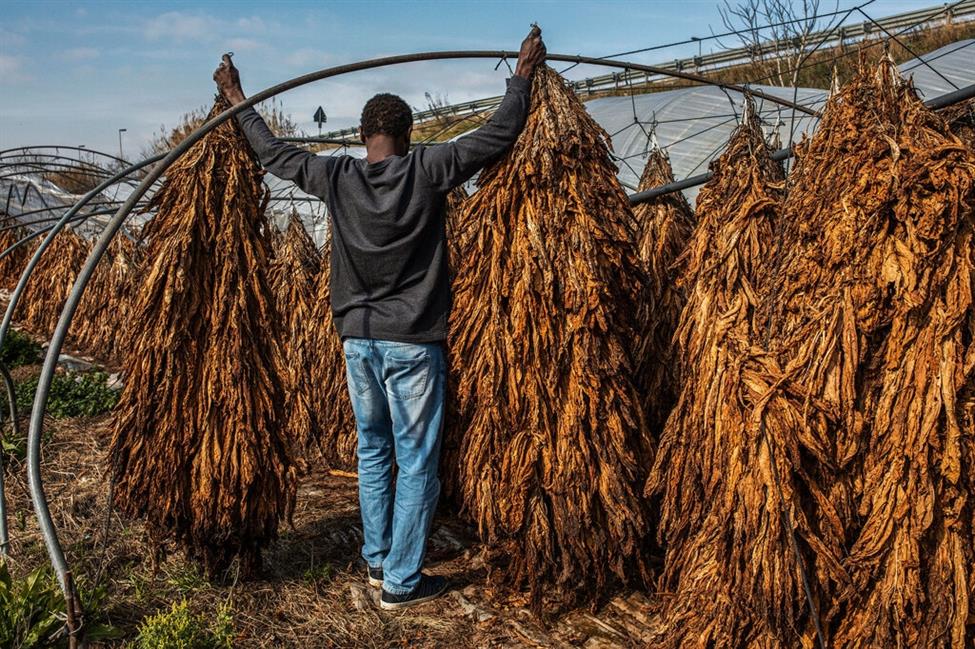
top-left (118, 129), bottom-right (127, 162)
top-left (0, 153), bottom-right (160, 570)
top-left (0, 362), bottom-right (16, 555)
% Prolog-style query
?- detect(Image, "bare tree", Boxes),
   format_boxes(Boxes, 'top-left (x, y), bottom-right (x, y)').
top-left (716, 0), bottom-right (840, 86)
top-left (424, 91), bottom-right (452, 127)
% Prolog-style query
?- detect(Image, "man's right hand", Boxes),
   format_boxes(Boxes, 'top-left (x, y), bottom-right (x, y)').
top-left (514, 25), bottom-right (546, 79)
top-left (213, 53), bottom-right (246, 104)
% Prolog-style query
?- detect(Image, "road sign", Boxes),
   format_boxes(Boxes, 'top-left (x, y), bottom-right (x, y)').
top-left (314, 106), bottom-right (327, 135)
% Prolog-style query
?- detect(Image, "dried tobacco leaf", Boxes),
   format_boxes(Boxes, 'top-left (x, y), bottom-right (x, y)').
top-left (19, 228), bottom-right (89, 339)
top-left (0, 226), bottom-right (30, 290)
top-left (942, 99), bottom-right (975, 150)
top-left (632, 148), bottom-right (695, 434)
top-left (269, 211), bottom-right (321, 454)
top-left (309, 234), bottom-right (358, 471)
top-left (760, 61), bottom-right (975, 649)
top-left (642, 103), bottom-right (837, 648)
top-left (446, 65), bottom-right (651, 609)
top-left (68, 235), bottom-right (141, 362)
top-left (109, 97), bottom-right (296, 576)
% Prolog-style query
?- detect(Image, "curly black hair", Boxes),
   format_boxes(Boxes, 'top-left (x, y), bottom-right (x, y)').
top-left (360, 93), bottom-right (413, 139)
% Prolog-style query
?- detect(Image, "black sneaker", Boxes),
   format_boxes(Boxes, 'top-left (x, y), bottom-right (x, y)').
top-left (367, 566), bottom-right (383, 588)
top-left (380, 574), bottom-right (448, 610)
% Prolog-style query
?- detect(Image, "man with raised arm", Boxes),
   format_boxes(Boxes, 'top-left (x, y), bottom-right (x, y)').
top-left (214, 26), bottom-right (546, 609)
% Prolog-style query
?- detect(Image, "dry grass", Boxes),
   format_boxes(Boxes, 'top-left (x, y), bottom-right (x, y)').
top-left (2, 388), bottom-right (661, 647)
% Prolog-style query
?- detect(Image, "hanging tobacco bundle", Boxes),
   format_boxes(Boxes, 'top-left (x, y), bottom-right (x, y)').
top-left (444, 185), bottom-right (470, 278)
top-left (446, 66), bottom-right (650, 608)
top-left (757, 61), bottom-right (975, 649)
top-left (632, 147), bottom-right (695, 433)
top-left (0, 226), bottom-right (31, 289)
top-left (68, 235), bottom-right (140, 361)
top-left (19, 228), bottom-right (90, 339)
top-left (642, 104), bottom-right (844, 648)
top-left (308, 235), bottom-right (358, 470)
top-left (109, 97), bottom-right (296, 575)
top-left (269, 211), bottom-right (321, 454)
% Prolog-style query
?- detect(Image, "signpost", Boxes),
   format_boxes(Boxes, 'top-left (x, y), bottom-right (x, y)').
top-left (313, 106), bottom-right (327, 135)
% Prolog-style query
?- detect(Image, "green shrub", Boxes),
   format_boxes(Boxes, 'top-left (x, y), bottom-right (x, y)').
top-left (0, 329), bottom-right (42, 368)
top-left (136, 599), bottom-right (235, 649)
top-left (15, 369), bottom-right (118, 420)
top-left (0, 559), bottom-right (118, 648)
top-left (1, 428), bottom-right (30, 462)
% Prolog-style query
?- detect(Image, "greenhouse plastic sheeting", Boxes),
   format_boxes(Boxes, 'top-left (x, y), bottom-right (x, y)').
top-left (899, 39), bottom-right (974, 98)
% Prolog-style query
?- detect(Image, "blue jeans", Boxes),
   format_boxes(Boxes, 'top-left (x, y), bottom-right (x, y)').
top-left (342, 337), bottom-right (445, 594)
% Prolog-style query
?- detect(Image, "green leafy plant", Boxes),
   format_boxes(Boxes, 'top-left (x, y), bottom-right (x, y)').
top-left (163, 563), bottom-right (207, 596)
top-left (0, 559), bottom-right (118, 649)
top-left (301, 561), bottom-right (333, 586)
top-left (136, 599), bottom-right (236, 649)
top-left (15, 369), bottom-right (119, 420)
top-left (1, 432), bottom-right (28, 462)
top-left (0, 329), bottom-right (42, 368)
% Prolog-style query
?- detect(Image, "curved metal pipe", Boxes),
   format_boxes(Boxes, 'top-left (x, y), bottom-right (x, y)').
top-left (25, 47), bottom-right (826, 597)
top-left (0, 151), bottom-right (163, 359)
top-left (0, 145), bottom-right (130, 168)
top-left (0, 162), bottom-right (115, 183)
top-left (0, 153), bottom-right (159, 574)
top-left (0, 361), bottom-right (18, 555)
top-left (1, 200), bottom-right (139, 225)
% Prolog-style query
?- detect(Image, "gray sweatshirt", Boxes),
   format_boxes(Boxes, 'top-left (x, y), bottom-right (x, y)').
top-left (236, 75), bottom-right (532, 343)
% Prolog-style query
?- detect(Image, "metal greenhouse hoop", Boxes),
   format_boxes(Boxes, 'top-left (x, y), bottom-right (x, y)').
top-left (0, 152), bottom-right (164, 557)
top-left (16, 47), bottom-right (969, 642)
top-left (23, 45), bottom-right (823, 591)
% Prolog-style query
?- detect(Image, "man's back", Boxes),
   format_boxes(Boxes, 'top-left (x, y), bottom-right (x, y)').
top-left (236, 75), bottom-right (531, 341)
top-left (324, 151), bottom-right (451, 342)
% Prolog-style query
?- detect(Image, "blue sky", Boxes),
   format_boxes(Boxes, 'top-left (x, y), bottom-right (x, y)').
top-left (1, 0), bottom-right (929, 156)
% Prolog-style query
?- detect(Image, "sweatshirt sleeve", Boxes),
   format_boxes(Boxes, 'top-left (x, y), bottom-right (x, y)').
top-left (417, 75), bottom-right (531, 191)
top-left (236, 107), bottom-right (336, 199)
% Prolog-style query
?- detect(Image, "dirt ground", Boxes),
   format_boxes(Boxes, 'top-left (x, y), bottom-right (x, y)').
top-left (3, 397), bottom-right (661, 648)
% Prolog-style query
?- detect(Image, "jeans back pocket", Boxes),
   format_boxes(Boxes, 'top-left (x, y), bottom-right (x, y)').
top-left (343, 349), bottom-right (372, 396)
top-left (384, 347), bottom-right (431, 400)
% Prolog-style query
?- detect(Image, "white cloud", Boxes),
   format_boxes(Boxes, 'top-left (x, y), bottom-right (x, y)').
top-left (62, 47), bottom-right (100, 61)
top-left (236, 16), bottom-right (266, 33)
top-left (226, 37), bottom-right (263, 53)
top-left (144, 11), bottom-right (273, 46)
top-left (0, 54), bottom-right (30, 82)
top-left (144, 11), bottom-right (215, 42)
top-left (284, 48), bottom-right (335, 68)
top-left (0, 28), bottom-right (27, 47)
